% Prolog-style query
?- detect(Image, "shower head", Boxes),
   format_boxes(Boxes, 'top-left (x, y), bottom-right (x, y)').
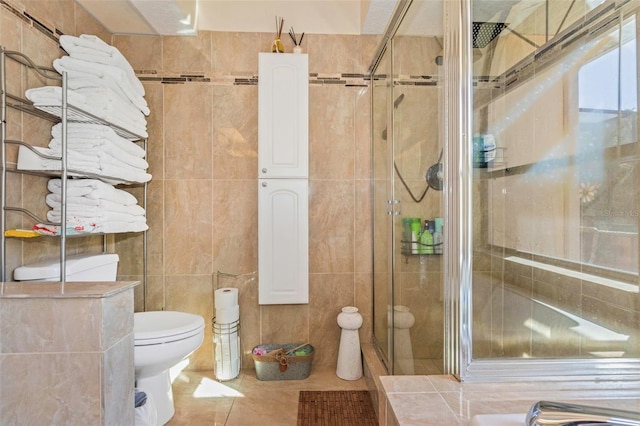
top-left (472, 22), bottom-right (507, 48)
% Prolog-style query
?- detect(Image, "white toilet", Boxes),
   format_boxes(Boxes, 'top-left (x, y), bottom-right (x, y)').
top-left (14, 253), bottom-right (206, 426)
top-left (134, 310), bottom-right (204, 425)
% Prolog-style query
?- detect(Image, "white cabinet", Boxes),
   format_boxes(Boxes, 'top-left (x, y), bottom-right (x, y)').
top-left (258, 53), bottom-right (308, 178)
top-left (258, 52), bottom-right (309, 305)
top-left (258, 179), bottom-right (309, 304)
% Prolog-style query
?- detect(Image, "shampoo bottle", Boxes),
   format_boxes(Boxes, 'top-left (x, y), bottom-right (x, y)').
top-left (410, 218), bottom-right (421, 254)
top-left (420, 220), bottom-right (434, 254)
top-left (434, 218), bottom-right (443, 254)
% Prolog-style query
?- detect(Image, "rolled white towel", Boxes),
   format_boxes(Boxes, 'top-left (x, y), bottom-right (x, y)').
top-left (98, 150), bottom-right (148, 171)
top-left (46, 194), bottom-right (139, 209)
top-left (59, 34), bottom-right (145, 97)
top-left (17, 145), bottom-right (150, 184)
top-left (54, 57), bottom-right (149, 116)
top-left (96, 105), bottom-right (148, 138)
top-left (61, 34), bottom-right (114, 55)
top-left (25, 86), bottom-right (89, 109)
top-left (46, 197), bottom-right (146, 216)
top-left (52, 123), bottom-right (146, 156)
top-left (27, 86), bottom-right (148, 138)
top-left (63, 74), bottom-right (150, 116)
top-left (49, 137), bottom-right (145, 162)
top-left (48, 178), bottom-right (139, 205)
top-left (49, 139), bottom-right (149, 170)
top-left (74, 86), bottom-right (147, 125)
top-left (98, 162), bottom-right (152, 184)
top-left (18, 145), bottom-right (98, 170)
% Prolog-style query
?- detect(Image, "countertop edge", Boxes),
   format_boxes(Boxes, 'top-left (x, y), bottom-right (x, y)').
top-left (0, 280), bottom-right (141, 298)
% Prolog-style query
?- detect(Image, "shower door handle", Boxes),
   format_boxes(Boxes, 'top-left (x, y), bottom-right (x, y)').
top-left (386, 200), bottom-right (401, 215)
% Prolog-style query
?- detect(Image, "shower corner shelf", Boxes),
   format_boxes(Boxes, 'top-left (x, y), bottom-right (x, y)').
top-left (400, 240), bottom-right (443, 262)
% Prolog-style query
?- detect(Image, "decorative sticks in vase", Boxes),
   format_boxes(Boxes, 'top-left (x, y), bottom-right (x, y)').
top-left (289, 27), bottom-right (305, 54)
top-left (272, 16), bottom-right (285, 53)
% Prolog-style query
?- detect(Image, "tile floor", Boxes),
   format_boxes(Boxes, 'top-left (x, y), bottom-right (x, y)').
top-left (166, 367), bottom-right (369, 425)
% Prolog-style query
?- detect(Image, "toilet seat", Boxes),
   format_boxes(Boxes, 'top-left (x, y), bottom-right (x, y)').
top-left (134, 311), bottom-right (205, 346)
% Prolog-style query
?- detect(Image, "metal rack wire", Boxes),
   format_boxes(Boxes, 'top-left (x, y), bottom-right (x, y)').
top-left (0, 47), bottom-right (148, 301)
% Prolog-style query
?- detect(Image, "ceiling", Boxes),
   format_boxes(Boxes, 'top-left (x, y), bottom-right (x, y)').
top-left (75, 0), bottom-right (400, 36)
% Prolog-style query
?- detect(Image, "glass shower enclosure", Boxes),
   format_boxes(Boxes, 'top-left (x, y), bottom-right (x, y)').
top-left (371, 0), bottom-right (446, 375)
top-left (372, 0), bottom-right (640, 381)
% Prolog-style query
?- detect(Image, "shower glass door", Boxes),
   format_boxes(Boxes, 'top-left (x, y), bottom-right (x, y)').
top-left (372, 46), bottom-right (393, 370)
top-left (391, 1), bottom-right (445, 375)
top-left (371, 0), bottom-right (446, 375)
top-left (456, 0), bottom-right (640, 380)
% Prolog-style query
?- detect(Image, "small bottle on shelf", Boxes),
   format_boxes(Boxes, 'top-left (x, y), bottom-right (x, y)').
top-left (434, 218), bottom-right (443, 254)
top-left (419, 220), bottom-right (434, 255)
top-left (410, 218), bottom-right (421, 254)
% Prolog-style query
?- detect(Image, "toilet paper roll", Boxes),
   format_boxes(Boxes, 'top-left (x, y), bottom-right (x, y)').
top-left (215, 287), bottom-right (238, 309)
top-left (215, 335), bottom-right (241, 381)
top-left (215, 305), bottom-right (240, 324)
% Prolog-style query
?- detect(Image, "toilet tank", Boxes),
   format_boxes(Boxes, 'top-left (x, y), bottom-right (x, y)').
top-left (13, 253), bottom-right (120, 282)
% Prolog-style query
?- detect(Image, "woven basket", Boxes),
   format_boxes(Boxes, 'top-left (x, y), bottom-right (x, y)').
top-left (252, 343), bottom-right (314, 381)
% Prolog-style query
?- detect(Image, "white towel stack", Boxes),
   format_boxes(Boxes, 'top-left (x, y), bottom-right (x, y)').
top-left (17, 136), bottom-right (151, 185)
top-left (35, 179), bottom-right (148, 235)
top-left (50, 122), bottom-right (149, 173)
top-left (25, 34), bottom-right (149, 138)
top-left (20, 35), bottom-right (152, 236)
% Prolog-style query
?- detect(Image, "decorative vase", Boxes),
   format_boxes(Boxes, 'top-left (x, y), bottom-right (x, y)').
top-left (271, 38), bottom-right (284, 53)
top-left (293, 46), bottom-right (303, 54)
top-left (336, 306), bottom-right (363, 380)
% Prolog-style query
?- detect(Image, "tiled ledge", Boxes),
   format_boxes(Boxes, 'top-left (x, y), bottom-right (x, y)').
top-left (362, 345), bottom-right (640, 426)
top-left (379, 374), bottom-right (640, 425)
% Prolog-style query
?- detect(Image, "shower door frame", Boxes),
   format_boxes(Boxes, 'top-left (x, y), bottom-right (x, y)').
top-left (370, 41), bottom-right (395, 374)
top-left (445, 0), bottom-right (640, 382)
top-left (370, 0), bottom-right (432, 375)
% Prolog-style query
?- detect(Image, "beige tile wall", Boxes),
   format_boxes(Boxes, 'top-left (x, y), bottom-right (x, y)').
top-left (1, 0), bottom-right (380, 375)
top-left (111, 31), bottom-right (381, 371)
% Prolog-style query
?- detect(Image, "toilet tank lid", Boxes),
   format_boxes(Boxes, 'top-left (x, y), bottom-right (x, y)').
top-left (13, 253), bottom-right (120, 280)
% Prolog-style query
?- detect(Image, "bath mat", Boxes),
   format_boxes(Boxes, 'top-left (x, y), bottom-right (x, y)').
top-left (297, 390), bottom-right (377, 426)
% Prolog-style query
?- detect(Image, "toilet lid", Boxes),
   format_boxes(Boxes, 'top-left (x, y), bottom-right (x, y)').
top-left (134, 311), bottom-right (205, 345)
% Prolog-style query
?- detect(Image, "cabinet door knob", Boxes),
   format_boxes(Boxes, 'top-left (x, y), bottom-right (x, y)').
top-left (261, 168), bottom-right (268, 174)
top-left (262, 182), bottom-right (268, 187)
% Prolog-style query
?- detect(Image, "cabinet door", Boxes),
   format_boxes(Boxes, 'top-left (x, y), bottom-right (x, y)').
top-left (258, 178), bottom-right (309, 304)
top-left (258, 53), bottom-right (308, 178)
